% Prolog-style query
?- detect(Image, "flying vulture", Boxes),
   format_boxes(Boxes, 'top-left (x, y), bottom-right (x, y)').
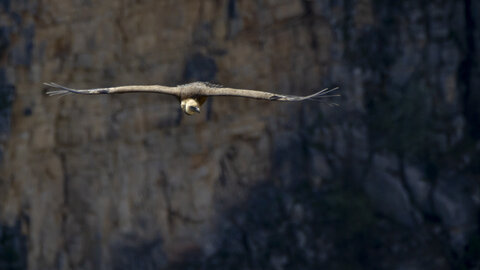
top-left (45, 82), bottom-right (339, 115)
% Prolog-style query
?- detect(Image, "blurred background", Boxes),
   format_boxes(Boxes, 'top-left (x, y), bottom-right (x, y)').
top-left (0, 0), bottom-right (479, 269)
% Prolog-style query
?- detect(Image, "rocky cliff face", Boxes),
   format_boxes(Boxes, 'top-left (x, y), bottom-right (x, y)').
top-left (0, 0), bottom-right (479, 269)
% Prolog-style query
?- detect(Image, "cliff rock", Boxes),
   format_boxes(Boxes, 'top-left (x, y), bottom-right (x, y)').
top-left (0, 0), bottom-right (479, 269)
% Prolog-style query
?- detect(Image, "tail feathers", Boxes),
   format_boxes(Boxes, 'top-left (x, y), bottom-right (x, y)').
top-left (44, 82), bottom-right (83, 96)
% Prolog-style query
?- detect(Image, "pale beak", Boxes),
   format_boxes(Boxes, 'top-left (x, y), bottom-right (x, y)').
top-left (189, 106), bottom-right (200, 113)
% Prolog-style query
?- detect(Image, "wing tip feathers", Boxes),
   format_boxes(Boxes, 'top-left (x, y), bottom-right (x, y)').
top-left (308, 87), bottom-right (340, 100)
top-left (44, 82), bottom-right (79, 96)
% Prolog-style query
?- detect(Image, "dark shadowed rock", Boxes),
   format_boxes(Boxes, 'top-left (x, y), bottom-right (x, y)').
top-left (433, 173), bottom-right (477, 250)
top-left (111, 235), bottom-right (166, 270)
top-left (183, 53), bottom-right (218, 82)
top-left (365, 155), bottom-right (420, 227)
top-left (0, 221), bottom-right (27, 270)
top-left (405, 166), bottom-right (433, 215)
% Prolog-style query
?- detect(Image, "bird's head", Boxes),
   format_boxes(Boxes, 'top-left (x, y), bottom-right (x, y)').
top-left (181, 98), bottom-right (201, 115)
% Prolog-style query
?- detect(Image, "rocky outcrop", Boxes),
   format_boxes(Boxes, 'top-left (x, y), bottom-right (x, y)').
top-left (0, 0), bottom-right (479, 269)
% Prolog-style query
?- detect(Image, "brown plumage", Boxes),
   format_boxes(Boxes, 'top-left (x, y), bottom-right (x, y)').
top-left (44, 81), bottom-right (339, 115)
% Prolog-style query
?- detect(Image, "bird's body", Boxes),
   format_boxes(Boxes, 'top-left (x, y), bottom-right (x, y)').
top-left (45, 81), bottom-right (339, 115)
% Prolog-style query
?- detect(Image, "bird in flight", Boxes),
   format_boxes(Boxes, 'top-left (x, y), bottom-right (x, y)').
top-left (45, 82), bottom-right (339, 115)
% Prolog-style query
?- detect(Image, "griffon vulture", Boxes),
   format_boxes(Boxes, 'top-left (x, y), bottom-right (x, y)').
top-left (45, 82), bottom-right (339, 115)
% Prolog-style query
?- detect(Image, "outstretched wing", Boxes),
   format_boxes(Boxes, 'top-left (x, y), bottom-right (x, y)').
top-left (44, 82), bottom-right (179, 97)
top-left (196, 86), bottom-right (340, 101)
